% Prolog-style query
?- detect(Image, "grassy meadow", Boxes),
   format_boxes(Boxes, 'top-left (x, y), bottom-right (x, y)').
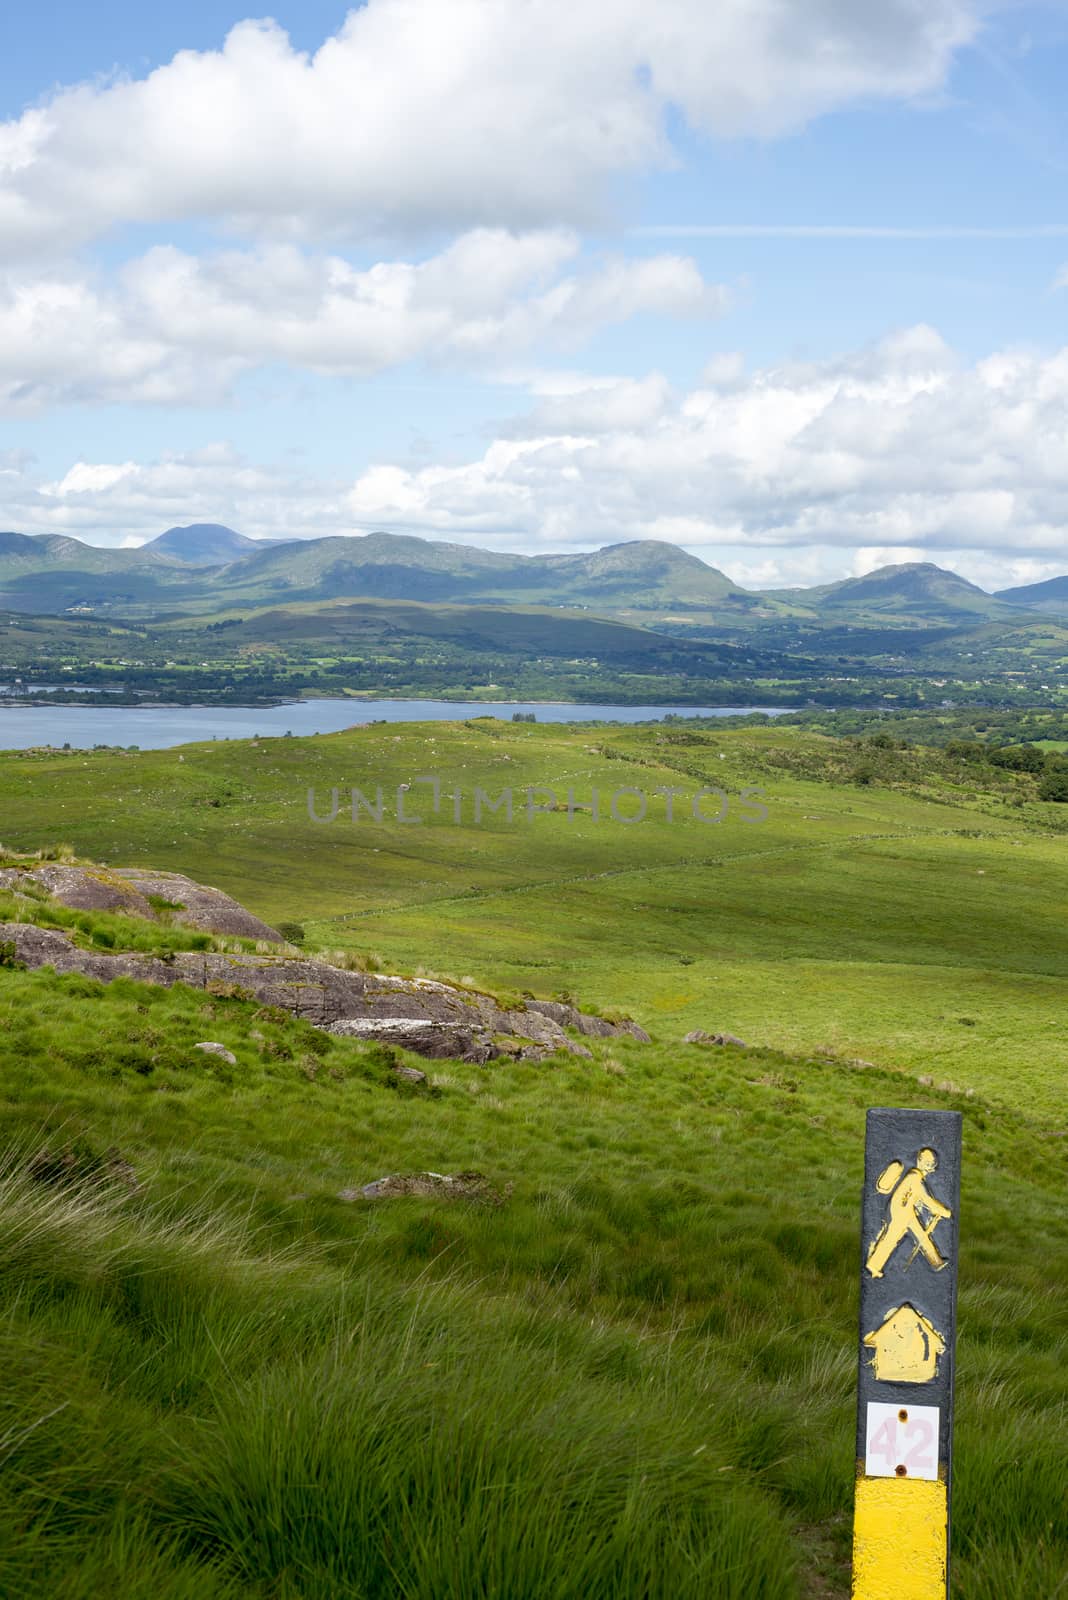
top-left (0, 717), bottom-right (1065, 1596)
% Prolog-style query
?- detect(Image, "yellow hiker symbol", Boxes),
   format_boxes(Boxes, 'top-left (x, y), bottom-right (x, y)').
top-left (866, 1147), bottom-right (952, 1279)
top-left (863, 1303), bottom-right (946, 1383)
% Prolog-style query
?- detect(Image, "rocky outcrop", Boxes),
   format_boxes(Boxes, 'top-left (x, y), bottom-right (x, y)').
top-left (0, 862), bottom-right (282, 943)
top-left (0, 863), bottom-right (156, 918)
top-left (524, 998), bottom-right (650, 1042)
top-left (0, 922), bottom-right (632, 1064)
top-left (114, 869), bottom-right (283, 942)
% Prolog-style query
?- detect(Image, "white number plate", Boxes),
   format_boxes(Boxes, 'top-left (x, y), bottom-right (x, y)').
top-left (865, 1402), bottom-right (939, 1482)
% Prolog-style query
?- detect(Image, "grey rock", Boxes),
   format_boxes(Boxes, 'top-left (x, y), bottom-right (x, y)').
top-left (0, 864), bottom-right (156, 918)
top-left (114, 868), bottom-right (283, 942)
top-left (684, 1029), bottom-right (747, 1047)
top-left (524, 997), bottom-right (649, 1042)
top-left (28, 864), bottom-right (158, 919)
top-left (0, 923), bottom-right (177, 986)
top-left (0, 862), bottom-right (277, 935)
top-left (346, 1170), bottom-right (510, 1204)
top-left (612, 1018), bottom-right (652, 1043)
top-left (501, 1007), bottom-right (574, 1051)
top-left (327, 1017), bottom-right (499, 1063)
top-left (392, 1063), bottom-right (429, 1086)
top-left (193, 1041), bottom-right (238, 1065)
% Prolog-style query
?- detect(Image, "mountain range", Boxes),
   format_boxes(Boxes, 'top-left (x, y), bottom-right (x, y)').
top-left (0, 523), bottom-right (1063, 633)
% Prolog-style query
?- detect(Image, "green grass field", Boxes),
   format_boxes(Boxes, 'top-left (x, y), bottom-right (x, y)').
top-left (0, 719), bottom-right (1065, 1596)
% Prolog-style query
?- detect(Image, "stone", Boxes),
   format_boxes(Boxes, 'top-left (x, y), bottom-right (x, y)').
top-left (344, 1170), bottom-right (510, 1204)
top-left (392, 1063), bottom-right (429, 1085)
top-left (500, 1006), bottom-right (577, 1052)
top-left (523, 997), bottom-right (650, 1042)
top-left (684, 1029), bottom-right (747, 1047)
top-left (193, 1041), bottom-right (238, 1065)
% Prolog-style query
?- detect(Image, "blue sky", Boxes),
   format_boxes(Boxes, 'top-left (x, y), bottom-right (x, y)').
top-left (2, 0), bottom-right (1068, 589)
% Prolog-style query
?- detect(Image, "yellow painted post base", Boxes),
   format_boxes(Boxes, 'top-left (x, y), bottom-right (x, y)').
top-left (852, 1470), bottom-right (948, 1600)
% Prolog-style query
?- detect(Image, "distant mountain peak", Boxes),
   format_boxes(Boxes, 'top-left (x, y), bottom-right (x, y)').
top-left (146, 524), bottom-right (271, 566)
top-left (799, 560), bottom-right (1007, 622)
top-left (845, 561), bottom-right (983, 589)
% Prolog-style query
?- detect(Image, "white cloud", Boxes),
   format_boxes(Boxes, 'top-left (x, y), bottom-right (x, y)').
top-left (0, 445), bottom-right (349, 543)
top-left (5, 325), bottom-right (1068, 591)
top-left (1, 0), bottom-right (985, 253)
top-left (53, 462), bottom-right (139, 496)
top-left (341, 328), bottom-right (1068, 564)
top-left (0, 232), bottom-right (727, 412)
top-left (499, 373), bottom-right (675, 436)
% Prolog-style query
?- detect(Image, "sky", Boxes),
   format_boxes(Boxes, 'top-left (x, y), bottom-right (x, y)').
top-left (3, 0), bottom-right (1068, 590)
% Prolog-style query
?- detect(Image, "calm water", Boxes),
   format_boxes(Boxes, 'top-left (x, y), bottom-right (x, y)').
top-left (0, 699), bottom-right (790, 751)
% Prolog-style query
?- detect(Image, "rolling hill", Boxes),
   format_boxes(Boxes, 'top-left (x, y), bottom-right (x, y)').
top-left (767, 562), bottom-right (1018, 624)
top-left (0, 532), bottom-right (1058, 669)
top-left (995, 574), bottom-right (1068, 612)
top-left (162, 594), bottom-right (777, 669)
top-left (0, 529), bottom-right (759, 620)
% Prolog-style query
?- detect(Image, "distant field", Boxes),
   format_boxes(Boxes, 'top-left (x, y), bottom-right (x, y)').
top-left (0, 718), bottom-right (1065, 1596)
top-left (0, 719), bottom-right (1064, 1114)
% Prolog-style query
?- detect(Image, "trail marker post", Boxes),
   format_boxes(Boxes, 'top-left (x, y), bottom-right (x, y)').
top-left (852, 1108), bottom-right (962, 1600)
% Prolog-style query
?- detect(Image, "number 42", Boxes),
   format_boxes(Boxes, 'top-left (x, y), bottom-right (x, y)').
top-left (865, 1403), bottom-right (939, 1482)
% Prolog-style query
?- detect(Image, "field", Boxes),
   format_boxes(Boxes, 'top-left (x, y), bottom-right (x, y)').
top-left (0, 718), bottom-right (1065, 1596)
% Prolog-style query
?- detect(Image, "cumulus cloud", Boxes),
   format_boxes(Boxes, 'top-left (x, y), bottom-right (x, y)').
top-left (0, 444), bottom-right (349, 544)
top-left (342, 328), bottom-right (1068, 566)
top-left (6, 325), bottom-right (1068, 591)
top-left (1, 0), bottom-right (985, 253)
top-left (0, 232), bottom-right (727, 411)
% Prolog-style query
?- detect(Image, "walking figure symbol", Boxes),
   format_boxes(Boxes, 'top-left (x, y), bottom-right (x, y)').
top-left (865, 1147), bottom-right (952, 1279)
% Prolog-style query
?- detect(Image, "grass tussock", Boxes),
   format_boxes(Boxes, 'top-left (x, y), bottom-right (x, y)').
top-left (0, 958), bottom-right (1063, 1595)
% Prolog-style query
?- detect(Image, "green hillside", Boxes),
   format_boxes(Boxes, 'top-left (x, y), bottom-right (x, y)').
top-left (161, 595), bottom-right (763, 665)
top-left (0, 532), bottom-right (1061, 680)
top-left (0, 718), bottom-right (1064, 1597)
top-left (995, 573), bottom-right (1068, 612)
top-left (0, 530), bottom-right (753, 619)
top-left (0, 527), bottom-right (833, 625)
top-left (2, 716), bottom-right (1063, 1110)
top-left (0, 594), bottom-right (807, 708)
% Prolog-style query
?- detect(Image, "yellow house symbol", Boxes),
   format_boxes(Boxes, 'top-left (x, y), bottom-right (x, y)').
top-left (863, 1303), bottom-right (946, 1383)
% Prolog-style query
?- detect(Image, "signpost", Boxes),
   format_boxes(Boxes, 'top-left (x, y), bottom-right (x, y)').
top-left (852, 1108), bottom-right (962, 1600)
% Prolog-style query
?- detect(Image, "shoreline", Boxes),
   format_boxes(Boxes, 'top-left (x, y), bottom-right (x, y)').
top-left (0, 695), bottom-right (794, 713)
